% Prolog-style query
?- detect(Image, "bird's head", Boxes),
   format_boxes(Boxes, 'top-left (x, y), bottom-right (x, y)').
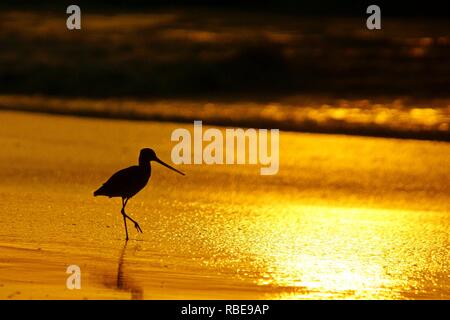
top-left (139, 148), bottom-right (157, 162)
top-left (139, 148), bottom-right (185, 176)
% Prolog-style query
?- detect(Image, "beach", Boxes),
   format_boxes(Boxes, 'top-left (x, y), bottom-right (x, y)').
top-left (0, 110), bottom-right (449, 299)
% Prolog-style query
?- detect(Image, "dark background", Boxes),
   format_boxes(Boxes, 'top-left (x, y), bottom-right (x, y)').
top-left (1, 0), bottom-right (449, 100)
top-left (2, 1), bottom-right (450, 17)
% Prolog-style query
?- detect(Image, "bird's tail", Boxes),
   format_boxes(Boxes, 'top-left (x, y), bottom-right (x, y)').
top-left (93, 186), bottom-right (105, 197)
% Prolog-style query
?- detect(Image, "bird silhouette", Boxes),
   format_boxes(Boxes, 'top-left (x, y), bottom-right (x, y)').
top-left (94, 148), bottom-right (185, 240)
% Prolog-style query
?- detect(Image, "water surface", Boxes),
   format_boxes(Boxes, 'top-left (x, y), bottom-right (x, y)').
top-left (0, 111), bottom-right (449, 299)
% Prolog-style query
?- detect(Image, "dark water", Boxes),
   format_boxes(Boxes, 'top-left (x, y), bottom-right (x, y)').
top-left (1, 10), bottom-right (449, 140)
top-left (1, 10), bottom-right (449, 99)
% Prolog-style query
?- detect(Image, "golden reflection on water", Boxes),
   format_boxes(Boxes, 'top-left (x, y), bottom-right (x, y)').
top-left (241, 204), bottom-right (449, 299)
top-left (0, 111), bottom-right (448, 299)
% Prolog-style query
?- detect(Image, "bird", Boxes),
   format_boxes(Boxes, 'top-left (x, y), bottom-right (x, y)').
top-left (94, 148), bottom-right (185, 240)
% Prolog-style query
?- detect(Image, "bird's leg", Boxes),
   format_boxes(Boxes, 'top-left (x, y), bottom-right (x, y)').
top-left (121, 198), bottom-right (129, 241)
top-left (123, 214), bottom-right (129, 241)
top-left (122, 198), bottom-right (143, 234)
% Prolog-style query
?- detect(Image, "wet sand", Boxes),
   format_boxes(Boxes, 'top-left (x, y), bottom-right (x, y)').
top-left (0, 110), bottom-right (449, 299)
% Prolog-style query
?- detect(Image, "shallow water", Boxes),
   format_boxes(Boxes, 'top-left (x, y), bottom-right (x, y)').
top-left (0, 111), bottom-right (449, 299)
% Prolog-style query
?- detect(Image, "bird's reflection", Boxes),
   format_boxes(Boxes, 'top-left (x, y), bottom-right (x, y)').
top-left (115, 242), bottom-right (144, 300)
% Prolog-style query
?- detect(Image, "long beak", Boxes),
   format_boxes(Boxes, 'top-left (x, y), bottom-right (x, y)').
top-left (156, 158), bottom-right (185, 176)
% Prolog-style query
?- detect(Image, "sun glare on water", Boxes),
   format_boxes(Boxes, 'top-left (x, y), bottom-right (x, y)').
top-left (238, 204), bottom-right (449, 299)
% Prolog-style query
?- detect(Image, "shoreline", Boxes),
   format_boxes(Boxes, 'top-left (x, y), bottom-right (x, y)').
top-left (1, 96), bottom-right (449, 142)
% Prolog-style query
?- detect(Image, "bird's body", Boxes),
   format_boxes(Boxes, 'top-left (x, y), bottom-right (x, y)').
top-left (94, 165), bottom-right (151, 199)
top-left (94, 148), bottom-right (184, 240)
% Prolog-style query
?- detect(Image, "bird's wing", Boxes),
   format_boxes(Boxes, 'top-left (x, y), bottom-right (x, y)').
top-left (102, 166), bottom-right (141, 187)
top-left (95, 166), bottom-right (141, 197)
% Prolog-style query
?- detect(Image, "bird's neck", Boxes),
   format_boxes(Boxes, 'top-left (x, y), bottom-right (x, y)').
top-left (139, 159), bottom-right (151, 170)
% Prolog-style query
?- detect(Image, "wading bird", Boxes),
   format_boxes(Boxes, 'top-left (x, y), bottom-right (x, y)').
top-left (94, 148), bottom-right (185, 240)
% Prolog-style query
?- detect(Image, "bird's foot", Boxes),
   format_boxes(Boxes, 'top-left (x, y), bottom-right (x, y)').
top-left (134, 222), bottom-right (143, 233)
